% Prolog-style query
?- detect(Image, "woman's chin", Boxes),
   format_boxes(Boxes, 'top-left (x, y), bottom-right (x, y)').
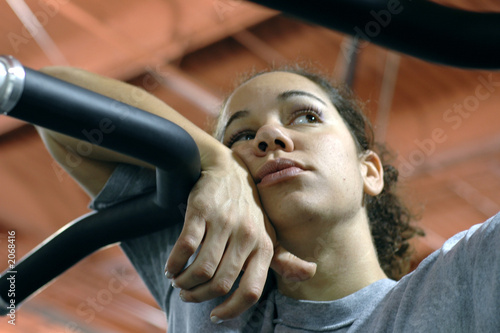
top-left (264, 198), bottom-right (323, 228)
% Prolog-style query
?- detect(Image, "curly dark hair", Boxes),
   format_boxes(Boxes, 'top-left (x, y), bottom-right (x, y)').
top-left (212, 65), bottom-right (423, 280)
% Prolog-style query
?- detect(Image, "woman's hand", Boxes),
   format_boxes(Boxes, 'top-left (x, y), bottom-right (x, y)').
top-left (164, 152), bottom-right (316, 322)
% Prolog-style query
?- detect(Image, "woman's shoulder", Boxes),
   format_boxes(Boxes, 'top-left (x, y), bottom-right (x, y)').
top-left (403, 211), bottom-right (500, 283)
top-left (367, 212), bottom-right (500, 332)
top-left (449, 210), bottom-right (499, 243)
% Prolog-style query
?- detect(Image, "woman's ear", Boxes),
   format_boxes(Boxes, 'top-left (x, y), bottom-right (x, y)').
top-left (360, 150), bottom-right (384, 196)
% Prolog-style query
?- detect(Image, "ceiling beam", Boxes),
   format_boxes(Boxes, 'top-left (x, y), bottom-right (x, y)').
top-left (375, 51), bottom-right (400, 142)
top-left (6, 0), bottom-right (68, 64)
top-left (408, 133), bottom-right (500, 178)
top-left (42, 0), bottom-right (137, 55)
top-left (448, 178), bottom-right (500, 218)
top-left (232, 29), bottom-right (287, 65)
top-left (147, 64), bottom-right (222, 117)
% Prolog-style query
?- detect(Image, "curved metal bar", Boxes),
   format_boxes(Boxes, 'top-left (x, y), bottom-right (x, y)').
top-left (0, 193), bottom-right (180, 312)
top-left (250, 0), bottom-right (500, 69)
top-left (0, 55), bottom-right (201, 314)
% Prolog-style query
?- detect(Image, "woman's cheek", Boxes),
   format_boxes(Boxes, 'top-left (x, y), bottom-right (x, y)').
top-left (232, 144), bottom-right (253, 166)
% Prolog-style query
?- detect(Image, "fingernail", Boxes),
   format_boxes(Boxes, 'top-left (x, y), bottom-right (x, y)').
top-left (171, 280), bottom-right (179, 288)
top-left (210, 316), bottom-right (223, 324)
top-left (179, 291), bottom-right (187, 302)
top-left (165, 271), bottom-right (174, 279)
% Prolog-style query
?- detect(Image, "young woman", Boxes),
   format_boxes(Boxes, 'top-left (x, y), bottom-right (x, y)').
top-left (38, 66), bottom-right (500, 332)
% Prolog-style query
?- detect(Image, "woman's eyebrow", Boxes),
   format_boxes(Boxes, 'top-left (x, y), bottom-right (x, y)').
top-left (278, 90), bottom-right (327, 106)
top-left (224, 110), bottom-right (249, 133)
top-left (223, 90), bottom-right (326, 133)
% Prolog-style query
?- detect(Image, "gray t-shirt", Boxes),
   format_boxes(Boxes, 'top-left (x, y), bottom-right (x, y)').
top-left (91, 164), bottom-right (500, 332)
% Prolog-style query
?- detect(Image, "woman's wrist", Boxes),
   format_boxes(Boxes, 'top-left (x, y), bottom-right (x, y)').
top-left (198, 139), bottom-right (236, 171)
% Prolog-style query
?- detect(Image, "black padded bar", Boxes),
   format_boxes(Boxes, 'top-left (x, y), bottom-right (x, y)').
top-left (0, 57), bottom-right (201, 314)
top-left (250, 0), bottom-right (500, 69)
top-left (7, 66), bottom-right (200, 208)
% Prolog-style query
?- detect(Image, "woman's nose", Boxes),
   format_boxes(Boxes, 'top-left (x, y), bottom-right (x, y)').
top-left (253, 124), bottom-right (294, 155)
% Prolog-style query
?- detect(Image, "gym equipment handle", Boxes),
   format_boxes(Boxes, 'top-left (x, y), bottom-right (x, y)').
top-left (0, 55), bottom-right (201, 314)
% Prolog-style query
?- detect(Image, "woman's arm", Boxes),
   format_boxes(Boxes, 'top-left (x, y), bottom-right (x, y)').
top-left (36, 67), bottom-right (316, 321)
top-left (36, 66), bottom-right (227, 196)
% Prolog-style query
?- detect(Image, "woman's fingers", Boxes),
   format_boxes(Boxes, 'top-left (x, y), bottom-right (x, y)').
top-left (176, 229), bottom-right (271, 301)
top-left (208, 246), bottom-right (272, 322)
top-left (164, 211), bottom-right (206, 279)
top-left (263, 216), bottom-right (317, 282)
top-left (170, 218), bottom-right (231, 290)
top-left (176, 240), bottom-right (248, 303)
top-left (270, 245), bottom-right (317, 282)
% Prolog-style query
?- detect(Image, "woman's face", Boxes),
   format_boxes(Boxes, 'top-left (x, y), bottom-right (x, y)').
top-left (222, 72), bottom-right (376, 233)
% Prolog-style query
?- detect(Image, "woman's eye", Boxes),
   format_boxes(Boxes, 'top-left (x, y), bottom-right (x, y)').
top-left (291, 111), bottom-right (321, 125)
top-left (227, 131), bottom-right (255, 147)
top-left (238, 133), bottom-right (255, 141)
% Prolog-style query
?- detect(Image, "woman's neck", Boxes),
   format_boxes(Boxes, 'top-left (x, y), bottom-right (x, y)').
top-left (274, 210), bottom-right (387, 301)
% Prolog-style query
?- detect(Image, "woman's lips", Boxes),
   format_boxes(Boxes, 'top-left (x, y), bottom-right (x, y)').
top-left (256, 159), bottom-right (306, 187)
top-left (258, 166), bottom-right (304, 187)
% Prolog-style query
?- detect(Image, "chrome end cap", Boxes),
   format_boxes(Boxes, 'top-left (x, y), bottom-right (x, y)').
top-left (0, 55), bottom-right (25, 115)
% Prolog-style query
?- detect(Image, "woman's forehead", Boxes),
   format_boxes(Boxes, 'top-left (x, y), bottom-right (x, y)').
top-left (225, 71), bottom-right (330, 111)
